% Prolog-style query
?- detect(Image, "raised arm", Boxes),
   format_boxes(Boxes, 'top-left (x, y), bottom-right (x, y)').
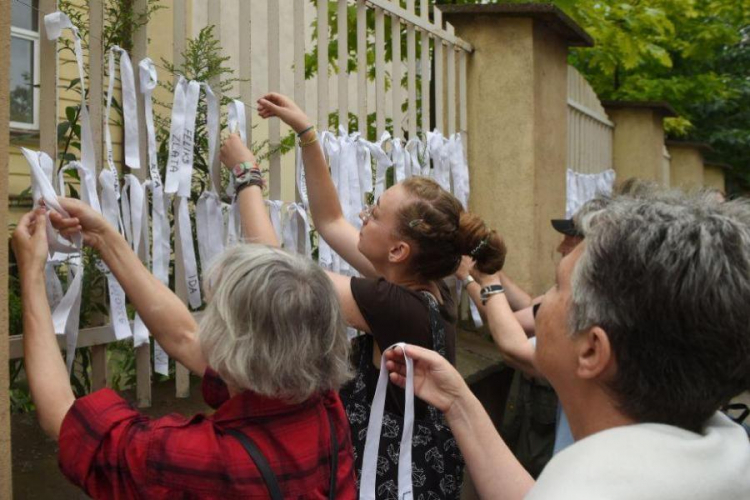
top-left (385, 344), bottom-right (535, 500)
top-left (220, 133), bottom-right (279, 247)
top-left (13, 209), bottom-right (75, 439)
top-left (50, 198), bottom-right (206, 375)
top-left (473, 269), bottom-right (539, 377)
top-left (256, 93), bottom-right (379, 278)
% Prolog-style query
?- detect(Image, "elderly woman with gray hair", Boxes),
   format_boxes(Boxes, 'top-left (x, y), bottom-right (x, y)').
top-left (12, 197), bottom-right (356, 499)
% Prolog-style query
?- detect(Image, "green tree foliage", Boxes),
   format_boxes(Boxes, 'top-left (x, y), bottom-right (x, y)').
top-left (438, 0), bottom-right (750, 186)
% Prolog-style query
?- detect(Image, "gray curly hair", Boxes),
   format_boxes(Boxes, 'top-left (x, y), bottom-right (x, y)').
top-left (198, 245), bottom-right (352, 403)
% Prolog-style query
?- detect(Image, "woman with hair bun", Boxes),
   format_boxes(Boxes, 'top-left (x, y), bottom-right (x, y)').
top-left (221, 93), bottom-right (506, 498)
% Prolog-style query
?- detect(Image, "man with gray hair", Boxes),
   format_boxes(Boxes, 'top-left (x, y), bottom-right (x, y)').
top-left (385, 189), bottom-right (750, 499)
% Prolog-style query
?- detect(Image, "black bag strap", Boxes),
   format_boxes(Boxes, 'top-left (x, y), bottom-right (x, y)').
top-left (226, 428), bottom-right (283, 500)
top-left (327, 409), bottom-right (339, 499)
top-left (227, 408), bottom-right (339, 500)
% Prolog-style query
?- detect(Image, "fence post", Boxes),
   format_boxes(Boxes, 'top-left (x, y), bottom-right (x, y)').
top-left (602, 101), bottom-right (677, 186)
top-left (0, 0), bottom-right (12, 493)
top-left (442, 4), bottom-right (592, 296)
top-left (666, 140), bottom-right (710, 190)
top-left (703, 162), bottom-right (728, 193)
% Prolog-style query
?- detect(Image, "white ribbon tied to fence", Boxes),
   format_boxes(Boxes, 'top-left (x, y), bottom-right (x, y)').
top-left (139, 57), bottom-right (171, 374)
top-left (165, 77), bottom-right (202, 309)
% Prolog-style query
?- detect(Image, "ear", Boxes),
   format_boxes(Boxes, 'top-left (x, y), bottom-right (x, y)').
top-left (388, 240), bottom-right (412, 264)
top-left (575, 326), bottom-right (614, 380)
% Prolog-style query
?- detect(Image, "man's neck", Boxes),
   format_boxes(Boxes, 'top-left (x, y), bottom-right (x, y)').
top-left (561, 387), bottom-right (637, 442)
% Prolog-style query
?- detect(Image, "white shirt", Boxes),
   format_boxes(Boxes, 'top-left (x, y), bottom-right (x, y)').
top-left (527, 412), bottom-right (750, 499)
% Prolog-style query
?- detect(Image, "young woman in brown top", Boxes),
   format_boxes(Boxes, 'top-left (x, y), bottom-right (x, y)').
top-left (220, 93), bottom-right (506, 498)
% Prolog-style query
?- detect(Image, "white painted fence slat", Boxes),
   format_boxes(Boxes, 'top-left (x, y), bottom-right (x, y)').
top-left (39, 0), bottom-right (58, 160)
top-left (420, 0), bottom-right (430, 134)
top-left (268, 0), bottom-right (281, 199)
top-left (375, 6), bottom-right (386, 137)
top-left (391, 8), bottom-right (403, 138)
top-left (240, 0), bottom-right (253, 145)
top-left (357, 0), bottom-right (368, 136)
top-left (338, 0), bottom-right (349, 131)
top-left (172, 0), bottom-right (191, 399)
top-left (318, 0), bottom-right (329, 130)
top-left (447, 43), bottom-right (456, 136)
top-left (434, 7), bottom-right (444, 133)
top-left (406, 0), bottom-right (417, 139)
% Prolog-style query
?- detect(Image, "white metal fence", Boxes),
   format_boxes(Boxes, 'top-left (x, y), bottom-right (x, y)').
top-left (9, 0), bottom-right (472, 407)
top-left (567, 66), bottom-right (613, 174)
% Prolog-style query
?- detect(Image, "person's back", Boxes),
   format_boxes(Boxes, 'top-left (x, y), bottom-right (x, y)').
top-left (59, 369), bottom-right (355, 499)
top-left (529, 411), bottom-right (750, 500)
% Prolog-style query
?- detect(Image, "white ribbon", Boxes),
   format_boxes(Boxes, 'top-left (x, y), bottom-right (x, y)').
top-left (354, 133), bottom-right (373, 201)
top-left (175, 196), bottom-right (202, 309)
top-left (195, 82), bottom-right (225, 273)
top-left (367, 132), bottom-right (393, 199)
top-left (43, 12), bottom-right (100, 213)
top-left (360, 343), bottom-right (414, 500)
top-left (391, 138), bottom-right (407, 184)
top-left (21, 148), bottom-right (86, 372)
top-left (449, 134), bottom-right (470, 209)
top-left (223, 201), bottom-right (242, 247)
top-left (283, 203), bottom-right (312, 257)
top-left (196, 192), bottom-right (225, 270)
top-left (427, 131), bottom-right (451, 191)
top-left (565, 168), bottom-right (616, 219)
top-left (139, 58), bottom-right (170, 372)
top-left (165, 77), bottom-right (186, 194)
top-left (99, 170), bottom-right (133, 341)
top-left (178, 81), bottom-right (201, 197)
top-left (265, 200), bottom-right (284, 244)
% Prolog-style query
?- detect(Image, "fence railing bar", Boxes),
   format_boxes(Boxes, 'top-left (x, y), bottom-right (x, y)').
top-left (406, 0), bottom-right (417, 139)
top-left (338, 0), bottom-right (349, 132)
top-left (375, 6), bottom-right (386, 137)
top-left (567, 99), bottom-right (614, 128)
top-left (39, 0), bottom-right (58, 160)
top-left (240, 0), bottom-right (253, 145)
top-left (133, 0), bottom-right (152, 408)
top-left (357, 0), bottom-right (368, 136)
top-left (446, 42), bottom-right (456, 136)
top-left (172, 0), bottom-right (190, 399)
top-left (391, 9), bottom-right (403, 139)
top-left (88, 0), bottom-right (109, 392)
top-left (317, 0), bottom-right (329, 131)
top-left (268, 0), bottom-right (281, 199)
top-left (419, 0), bottom-right (430, 134)
top-left (459, 49), bottom-right (467, 134)
top-left (365, 0), bottom-right (472, 52)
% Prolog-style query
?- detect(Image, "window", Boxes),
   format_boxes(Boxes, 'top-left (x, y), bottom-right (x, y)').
top-left (10, 0), bottom-right (40, 131)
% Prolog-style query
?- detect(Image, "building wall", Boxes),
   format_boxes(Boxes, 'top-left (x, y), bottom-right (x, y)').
top-left (607, 108), bottom-right (669, 186)
top-left (703, 165), bottom-right (726, 193)
top-left (668, 145), bottom-right (705, 190)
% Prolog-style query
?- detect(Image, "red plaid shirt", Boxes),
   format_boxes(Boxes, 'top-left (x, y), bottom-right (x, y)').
top-left (58, 368), bottom-right (356, 499)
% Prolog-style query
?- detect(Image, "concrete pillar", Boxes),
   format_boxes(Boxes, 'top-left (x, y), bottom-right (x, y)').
top-left (666, 140), bottom-right (709, 190)
top-left (443, 4), bottom-right (592, 295)
top-left (603, 101), bottom-right (677, 186)
top-left (1, 0), bottom-right (12, 494)
top-left (704, 162), bottom-right (728, 193)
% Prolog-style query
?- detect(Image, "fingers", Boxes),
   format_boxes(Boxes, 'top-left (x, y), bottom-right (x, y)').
top-left (32, 210), bottom-right (48, 242)
top-left (14, 210), bottom-right (36, 239)
top-left (48, 210), bottom-right (80, 232)
top-left (389, 371), bottom-right (407, 389)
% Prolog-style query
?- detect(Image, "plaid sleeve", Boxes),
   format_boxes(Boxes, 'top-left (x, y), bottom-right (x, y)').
top-left (202, 367), bottom-right (230, 409)
top-left (58, 389), bottom-right (152, 499)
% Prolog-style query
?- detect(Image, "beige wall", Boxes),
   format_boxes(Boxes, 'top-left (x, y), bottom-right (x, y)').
top-left (448, 15), bottom-right (568, 296)
top-left (607, 107), bottom-right (669, 186)
top-left (668, 145), bottom-right (705, 190)
top-left (1, 0), bottom-right (12, 494)
top-left (704, 165), bottom-right (726, 193)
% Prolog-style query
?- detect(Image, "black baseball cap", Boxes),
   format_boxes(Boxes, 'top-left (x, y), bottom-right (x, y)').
top-left (551, 219), bottom-right (583, 237)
